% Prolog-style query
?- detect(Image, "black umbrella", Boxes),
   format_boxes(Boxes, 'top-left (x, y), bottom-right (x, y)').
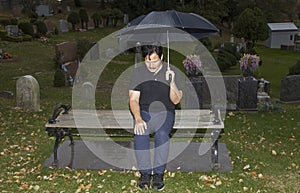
top-left (118, 10), bottom-right (219, 69)
top-left (123, 10), bottom-right (219, 39)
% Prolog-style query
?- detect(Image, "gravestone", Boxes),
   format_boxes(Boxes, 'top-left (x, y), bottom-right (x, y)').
top-left (184, 77), bottom-right (202, 109)
top-left (201, 75), bottom-right (242, 104)
top-left (36, 5), bottom-right (52, 17)
top-left (16, 75), bottom-right (40, 111)
top-left (184, 75), bottom-right (242, 110)
top-left (257, 78), bottom-right (270, 103)
top-left (124, 14), bottom-right (129, 24)
top-left (88, 20), bottom-right (95, 30)
top-left (55, 41), bottom-right (77, 63)
top-left (12, 6), bottom-right (22, 18)
top-left (5, 25), bottom-right (19, 36)
top-left (44, 19), bottom-right (55, 33)
top-left (90, 42), bottom-right (100, 61)
top-left (58, 19), bottom-right (69, 32)
top-left (55, 41), bottom-right (78, 85)
top-left (280, 75), bottom-right (300, 103)
top-left (81, 82), bottom-right (95, 103)
top-left (237, 77), bottom-right (258, 110)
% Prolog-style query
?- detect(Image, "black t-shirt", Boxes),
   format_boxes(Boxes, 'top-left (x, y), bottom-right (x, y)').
top-left (129, 63), bottom-right (182, 113)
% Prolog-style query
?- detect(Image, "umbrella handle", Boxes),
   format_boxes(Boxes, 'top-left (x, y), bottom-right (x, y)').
top-left (168, 74), bottom-right (172, 83)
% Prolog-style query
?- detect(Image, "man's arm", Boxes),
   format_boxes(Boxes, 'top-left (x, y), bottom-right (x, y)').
top-left (166, 69), bottom-right (183, 105)
top-left (129, 90), bottom-right (147, 135)
top-left (169, 81), bottom-right (183, 105)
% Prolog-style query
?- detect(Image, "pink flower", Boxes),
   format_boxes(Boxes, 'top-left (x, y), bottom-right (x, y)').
top-left (183, 54), bottom-right (202, 76)
top-left (239, 53), bottom-right (260, 76)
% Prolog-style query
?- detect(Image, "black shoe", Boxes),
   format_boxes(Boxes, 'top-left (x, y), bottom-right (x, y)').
top-left (138, 173), bottom-right (151, 190)
top-left (152, 173), bottom-right (164, 191)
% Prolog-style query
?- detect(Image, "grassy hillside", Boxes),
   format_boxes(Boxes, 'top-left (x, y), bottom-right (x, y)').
top-left (0, 27), bottom-right (299, 192)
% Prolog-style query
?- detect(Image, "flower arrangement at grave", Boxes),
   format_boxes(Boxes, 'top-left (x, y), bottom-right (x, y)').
top-left (182, 54), bottom-right (202, 77)
top-left (239, 53), bottom-right (260, 77)
top-left (0, 49), bottom-right (12, 60)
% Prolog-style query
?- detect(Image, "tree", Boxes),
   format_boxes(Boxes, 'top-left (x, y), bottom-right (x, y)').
top-left (199, 0), bottom-right (228, 26)
top-left (79, 9), bottom-right (89, 29)
top-left (111, 8), bottom-right (123, 27)
top-left (74, 0), bottom-right (82, 7)
top-left (35, 20), bottom-right (47, 36)
top-left (233, 7), bottom-right (268, 51)
top-left (67, 12), bottom-right (80, 31)
top-left (91, 13), bottom-right (101, 28)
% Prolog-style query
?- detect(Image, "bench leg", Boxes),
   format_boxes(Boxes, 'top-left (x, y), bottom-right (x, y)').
top-left (53, 131), bottom-right (62, 167)
top-left (52, 128), bottom-right (73, 167)
top-left (211, 129), bottom-right (221, 171)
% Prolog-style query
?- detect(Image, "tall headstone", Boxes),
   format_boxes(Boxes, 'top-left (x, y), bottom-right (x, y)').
top-left (16, 75), bottom-right (40, 111)
top-left (58, 19), bottom-right (69, 32)
top-left (280, 75), bottom-right (300, 103)
top-left (123, 14), bottom-right (129, 24)
top-left (237, 77), bottom-right (258, 110)
top-left (184, 77), bottom-right (202, 109)
top-left (44, 19), bottom-right (55, 33)
top-left (5, 25), bottom-right (19, 36)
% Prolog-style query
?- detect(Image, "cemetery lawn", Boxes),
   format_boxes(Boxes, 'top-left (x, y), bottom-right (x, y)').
top-left (0, 28), bottom-right (300, 192)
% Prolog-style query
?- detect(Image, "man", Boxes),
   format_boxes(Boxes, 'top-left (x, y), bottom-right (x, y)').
top-left (129, 44), bottom-right (183, 190)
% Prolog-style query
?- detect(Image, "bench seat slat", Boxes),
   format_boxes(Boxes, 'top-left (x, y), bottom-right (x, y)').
top-left (45, 109), bottom-right (224, 129)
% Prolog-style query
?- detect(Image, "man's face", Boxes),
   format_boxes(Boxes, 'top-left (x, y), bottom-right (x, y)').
top-left (145, 52), bottom-right (162, 73)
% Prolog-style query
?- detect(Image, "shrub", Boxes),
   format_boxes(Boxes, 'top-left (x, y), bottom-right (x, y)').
top-left (67, 12), bottom-right (80, 30)
top-left (1, 34), bottom-right (33, 42)
top-left (35, 21), bottom-right (47, 35)
top-left (74, 0), bottom-right (82, 7)
top-left (54, 26), bottom-right (59, 35)
top-left (216, 50), bottom-right (237, 71)
top-left (76, 38), bottom-right (94, 61)
top-left (79, 9), bottom-right (89, 29)
top-left (196, 38), bottom-right (213, 53)
top-left (288, 60), bottom-right (300, 75)
top-left (53, 69), bottom-right (66, 87)
top-left (18, 22), bottom-right (34, 36)
top-left (216, 43), bottom-right (240, 72)
top-left (10, 18), bottom-right (18, 25)
top-left (0, 30), bottom-right (6, 39)
top-left (0, 18), bottom-right (10, 27)
top-left (91, 12), bottom-right (101, 28)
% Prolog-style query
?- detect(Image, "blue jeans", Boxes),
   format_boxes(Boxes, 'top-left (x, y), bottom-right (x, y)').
top-left (134, 111), bottom-right (175, 174)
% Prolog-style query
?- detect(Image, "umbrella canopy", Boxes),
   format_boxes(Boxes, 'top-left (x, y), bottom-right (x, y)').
top-left (123, 9), bottom-right (219, 39)
top-left (118, 10), bottom-right (219, 69)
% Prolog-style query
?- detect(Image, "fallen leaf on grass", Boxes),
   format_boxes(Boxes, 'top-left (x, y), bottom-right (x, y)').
top-left (251, 172), bottom-right (257, 177)
top-left (130, 180), bottom-right (137, 186)
top-left (258, 173), bottom-right (264, 179)
top-left (20, 183), bottom-right (29, 190)
top-left (291, 163), bottom-right (297, 168)
top-left (243, 164), bottom-right (250, 170)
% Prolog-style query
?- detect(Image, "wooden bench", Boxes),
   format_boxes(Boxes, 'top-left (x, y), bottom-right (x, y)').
top-left (45, 104), bottom-right (224, 170)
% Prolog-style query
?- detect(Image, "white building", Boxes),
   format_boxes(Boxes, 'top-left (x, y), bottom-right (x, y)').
top-left (264, 22), bottom-right (299, 48)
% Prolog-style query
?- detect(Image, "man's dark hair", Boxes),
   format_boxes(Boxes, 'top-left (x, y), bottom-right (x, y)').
top-left (141, 43), bottom-right (163, 58)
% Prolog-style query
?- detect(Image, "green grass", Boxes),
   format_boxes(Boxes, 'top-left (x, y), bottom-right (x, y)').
top-left (0, 27), bottom-right (300, 192)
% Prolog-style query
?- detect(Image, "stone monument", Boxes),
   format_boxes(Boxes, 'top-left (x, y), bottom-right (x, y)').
top-left (58, 19), bottom-right (69, 32)
top-left (237, 77), bottom-right (258, 110)
top-left (16, 75), bottom-right (40, 111)
top-left (257, 78), bottom-right (270, 103)
top-left (280, 75), bottom-right (300, 103)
